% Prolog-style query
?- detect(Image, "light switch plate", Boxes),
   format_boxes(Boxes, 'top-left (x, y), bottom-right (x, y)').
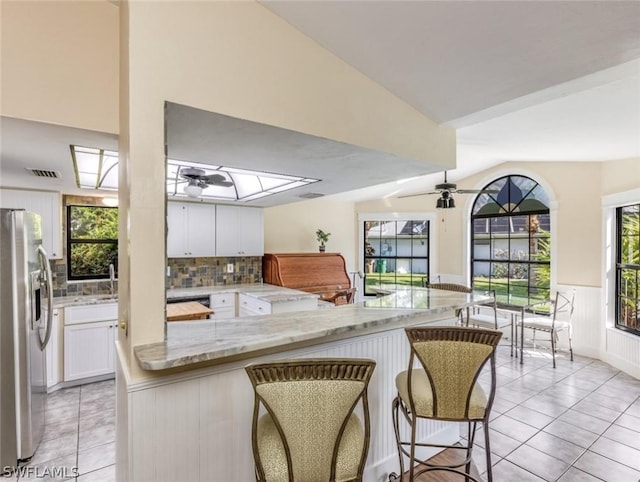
top-left (227, 263), bottom-right (234, 274)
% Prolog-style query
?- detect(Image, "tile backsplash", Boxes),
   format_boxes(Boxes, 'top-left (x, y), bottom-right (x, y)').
top-left (51, 259), bottom-right (117, 298)
top-left (166, 256), bottom-right (262, 289)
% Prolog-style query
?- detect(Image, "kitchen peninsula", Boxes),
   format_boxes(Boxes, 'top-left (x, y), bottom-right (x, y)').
top-left (122, 287), bottom-right (491, 481)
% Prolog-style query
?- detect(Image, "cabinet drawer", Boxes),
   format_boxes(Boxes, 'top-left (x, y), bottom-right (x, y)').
top-left (210, 293), bottom-right (235, 308)
top-left (65, 303), bottom-right (117, 325)
top-left (238, 294), bottom-right (271, 316)
top-left (211, 306), bottom-right (235, 319)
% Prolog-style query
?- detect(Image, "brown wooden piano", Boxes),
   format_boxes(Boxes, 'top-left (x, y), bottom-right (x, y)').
top-left (262, 253), bottom-right (356, 305)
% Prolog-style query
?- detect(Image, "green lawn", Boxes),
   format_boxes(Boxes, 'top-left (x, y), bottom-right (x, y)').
top-left (473, 277), bottom-right (550, 309)
top-left (364, 273), bottom-right (426, 292)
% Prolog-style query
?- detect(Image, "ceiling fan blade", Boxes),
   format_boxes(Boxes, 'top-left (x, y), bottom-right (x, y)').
top-left (179, 167), bottom-right (206, 179)
top-left (398, 190), bottom-right (441, 198)
top-left (204, 174), bottom-right (234, 186)
top-left (456, 188), bottom-right (499, 194)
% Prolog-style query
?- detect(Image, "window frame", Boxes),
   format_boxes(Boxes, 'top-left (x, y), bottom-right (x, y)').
top-left (470, 175), bottom-right (551, 309)
top-left (359, 213), bottom-right (435, 297)
top-left (66, 204), bottom-right (119, 281)
top-left (615, 203), bottom-right (640, 336)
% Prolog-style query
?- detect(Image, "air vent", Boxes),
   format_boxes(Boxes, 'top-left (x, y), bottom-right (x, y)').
top-left (26, 168), bottom-right (61, 179)
top-left (298, 192), bottom-right (324, 199)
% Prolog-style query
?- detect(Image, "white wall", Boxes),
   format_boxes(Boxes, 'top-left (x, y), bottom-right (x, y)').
top-left (264, 197), bottom-right (357, 271)
top-left (0, 1), bottom-right (119, 133)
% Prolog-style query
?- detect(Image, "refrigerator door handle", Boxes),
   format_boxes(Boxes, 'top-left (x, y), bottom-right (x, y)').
top-left (36, 246), bottom-right (53, 350)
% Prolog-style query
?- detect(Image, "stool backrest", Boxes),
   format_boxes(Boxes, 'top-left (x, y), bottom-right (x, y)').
top-left (426, 283), bottom-right (472, 293)
top-left (405, 327), bottom-right (501, 420)
top-left (246, 358), bottom-right (375, 482)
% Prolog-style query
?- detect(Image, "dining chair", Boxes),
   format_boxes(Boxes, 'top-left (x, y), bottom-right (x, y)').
top-left (245, 358), bottom-right (375, 482)
top-left (426, 283), bottom-right (472, 325)
top-left (467, 291), bottom-right (516, 356)
top-left (516, 289), bottom-right (576, 368)
top-left (324, 287), bottom-right (357, 305)
top-left (390, 326), bottom-right (502, 482)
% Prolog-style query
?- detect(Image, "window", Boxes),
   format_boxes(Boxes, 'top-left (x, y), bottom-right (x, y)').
top-left (67, 205), bottom-right (118, 280)
top-left (363, 219), bottom-right (430, 296)
top-left (471, 175), bottom-right (551, 307)
top-left (616, 203), bottom-right (640, 335)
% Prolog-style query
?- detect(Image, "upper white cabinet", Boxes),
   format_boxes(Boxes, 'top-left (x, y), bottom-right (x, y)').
top-left (0, 189), bottom-right (62, 258)
top-left (167, 202), bottom-right (216, 258)
top-left (215, 205), bottom-right (264, 256)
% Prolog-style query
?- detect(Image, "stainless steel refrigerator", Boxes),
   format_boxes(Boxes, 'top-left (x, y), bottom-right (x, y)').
top-left (0, 209), bottom-right (53, 469)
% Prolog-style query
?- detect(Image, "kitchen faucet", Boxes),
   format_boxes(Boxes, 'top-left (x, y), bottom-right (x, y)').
top-left (109, 263), bottom-right (116, 297)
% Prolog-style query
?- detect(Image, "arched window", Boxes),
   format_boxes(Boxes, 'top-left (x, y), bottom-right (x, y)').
top-left (471, 175), bottom-right (550, 307)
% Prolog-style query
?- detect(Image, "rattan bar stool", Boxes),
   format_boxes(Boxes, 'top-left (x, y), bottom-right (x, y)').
top-left (390, 327), bottom-right (502, 482)
top-left (245, 358), bottom-right (376, 482)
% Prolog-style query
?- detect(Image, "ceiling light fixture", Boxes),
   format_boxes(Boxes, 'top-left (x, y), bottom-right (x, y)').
top-left (436, 191), bottom-right (455, 209)
top-left (184, 180), bottom-right (203, 198)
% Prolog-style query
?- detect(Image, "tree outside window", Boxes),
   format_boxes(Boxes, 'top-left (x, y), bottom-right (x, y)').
top-left (616, 204), bottom-right (640, 335)
top-left (67, 205), bottom-right (118, 280)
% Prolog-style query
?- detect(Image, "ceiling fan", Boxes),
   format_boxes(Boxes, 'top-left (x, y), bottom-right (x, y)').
top-left (179, 167), bottom-right (234, 198)
top-left (399, 171), bottom-right (497, 208)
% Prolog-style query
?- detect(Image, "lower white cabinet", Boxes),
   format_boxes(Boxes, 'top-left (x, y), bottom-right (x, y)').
top-left (210, 293), bottom-right (236, 319)
top-left (238, 293), bottom-right (318, 317)
top-left (64, 321), bottom-right (116, 381)
top-left (64, 303), bottom-right (117, 382)
top-left (238, 293), bottom-right (271, 317)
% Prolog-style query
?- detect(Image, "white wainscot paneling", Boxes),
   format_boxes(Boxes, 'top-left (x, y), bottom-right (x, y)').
top-left (604, 328), bottom-right (640, 379)
top-left (556, 284), bottom-right (601, 358)
top-left (126, 328), bottom-right (459, 482)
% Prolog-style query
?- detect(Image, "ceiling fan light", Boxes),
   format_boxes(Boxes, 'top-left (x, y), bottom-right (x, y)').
top-left (448, 197), bottom-right (456, 208)
top-left (184, 183), bottom-right (203, 198)
top-left (436, 197), bottom-right (445, 209)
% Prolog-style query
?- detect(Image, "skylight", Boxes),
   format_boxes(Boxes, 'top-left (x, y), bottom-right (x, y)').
top-left (70, 146), bottom-right (319, 201)
top-left (71, 146), bottom-right (119, 190)
top-left (166, 159), bottom-right (319, 202)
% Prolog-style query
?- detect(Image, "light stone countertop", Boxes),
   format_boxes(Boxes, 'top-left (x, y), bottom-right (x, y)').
top-left (53, 283), bottom-right (318, 308)
top-left (53, 294), bottom-right (118, 308)
top-left (134, 287), bottom-right (492, 371)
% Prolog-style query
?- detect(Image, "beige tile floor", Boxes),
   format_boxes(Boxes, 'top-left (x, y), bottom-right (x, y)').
top-left (4, 342), bottom-right (640, 482)
top-left (469, 345), bottom-right (640, 482)
top-left (5, 379), bottom-right (115, 481)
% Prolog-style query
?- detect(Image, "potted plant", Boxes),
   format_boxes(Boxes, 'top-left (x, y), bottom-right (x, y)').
top-left (316, 229), bottom-right (331, 252)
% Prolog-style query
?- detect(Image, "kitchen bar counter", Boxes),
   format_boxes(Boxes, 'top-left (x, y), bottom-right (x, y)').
top-left (134, 287), bottom-right (491, 370)
top-left (122, 286), bottom-right (494, 481)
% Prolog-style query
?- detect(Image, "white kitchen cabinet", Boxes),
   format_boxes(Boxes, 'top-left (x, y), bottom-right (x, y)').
top-left (167, 201), bottom-right (216, 258)
top-left (64, 303), bottom-right (117, 382)
top-left (238, 293), bottom-right (271, 317)
top-left (0, 188), bottom-right (62, 258)
top-left (215, 205), bottom-right (263, 256)
top-left (210, 293), bottom-right (236, 319)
